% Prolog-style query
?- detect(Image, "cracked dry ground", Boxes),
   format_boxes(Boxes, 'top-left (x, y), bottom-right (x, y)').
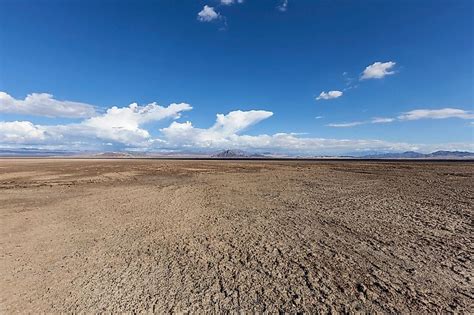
top-left (0, 159), bottom-right (473, 313)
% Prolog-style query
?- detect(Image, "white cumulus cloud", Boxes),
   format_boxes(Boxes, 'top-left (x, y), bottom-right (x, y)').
top-left (197, 5), bottom-right (220, 22)
top-left (316, 90), bottom-right (343, 101)
top-left (398, 108), bottom-right (474, 120)
top-left (361, 61), bottom-right (396, 80)
top-left (0, 92), bottom-right (96, 118)
top-left (80, 102), bottom-right (192, 145)
top-left (0, 121), bottom-right (47, 143)
top-left (161, 110), bottom-right (273, 148)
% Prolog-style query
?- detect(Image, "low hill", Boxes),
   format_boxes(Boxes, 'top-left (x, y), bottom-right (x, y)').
top-left (362, 150), bottom-right (474, 159)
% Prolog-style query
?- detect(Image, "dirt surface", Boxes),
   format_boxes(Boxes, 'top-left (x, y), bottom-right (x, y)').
top-left (0, 159), bottom-right (473, 313)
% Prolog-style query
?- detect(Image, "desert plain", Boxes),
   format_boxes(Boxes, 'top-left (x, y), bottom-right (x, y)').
top-left (0, 158), bottom-right (472, 313)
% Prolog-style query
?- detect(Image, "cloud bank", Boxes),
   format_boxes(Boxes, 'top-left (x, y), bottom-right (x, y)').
top-left (0, 96), bottom-right (192, 147)
top-left (1, 91), bottom-right (472, 154)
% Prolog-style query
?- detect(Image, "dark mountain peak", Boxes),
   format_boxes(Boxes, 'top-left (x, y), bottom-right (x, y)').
top-left (212, 149), bottom-right (266, 158)
top-left (213, 149), bottom-right (248, 158)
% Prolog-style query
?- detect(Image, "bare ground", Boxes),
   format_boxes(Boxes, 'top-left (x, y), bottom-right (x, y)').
top-left (0, 159), bottom-right (472, 313)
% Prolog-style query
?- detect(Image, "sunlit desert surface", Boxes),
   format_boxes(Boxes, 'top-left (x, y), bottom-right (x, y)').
top-left (0, 159), bottom-right (472, 312)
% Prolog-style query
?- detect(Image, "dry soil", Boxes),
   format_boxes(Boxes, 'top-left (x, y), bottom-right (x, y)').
top-left (0, 159), bottom-right (473, 313)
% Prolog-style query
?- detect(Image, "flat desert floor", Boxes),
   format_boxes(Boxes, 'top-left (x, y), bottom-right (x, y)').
top-left (0, 159), bottom-right (472, 313)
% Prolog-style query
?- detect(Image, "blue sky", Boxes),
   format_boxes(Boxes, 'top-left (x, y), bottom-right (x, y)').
top-left (0, 0), bottom-right (473, 154)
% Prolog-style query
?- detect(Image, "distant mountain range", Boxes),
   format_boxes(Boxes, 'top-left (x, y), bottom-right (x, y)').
top-left (212, 149), bottom-right (474, 159)
top-left (1, 148), bottom-right (473, 159)
top-left (361, 151), bottom-right (474, 159)
top-left (0, 148), bottom-right (77, 156)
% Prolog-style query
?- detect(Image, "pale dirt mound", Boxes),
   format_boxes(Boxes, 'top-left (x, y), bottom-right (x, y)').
top-left (0, 159), bottom-right (473, 313)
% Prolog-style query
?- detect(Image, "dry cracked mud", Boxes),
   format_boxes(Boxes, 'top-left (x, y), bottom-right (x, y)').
top-left (0, 159), bottom-right (473, 313)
